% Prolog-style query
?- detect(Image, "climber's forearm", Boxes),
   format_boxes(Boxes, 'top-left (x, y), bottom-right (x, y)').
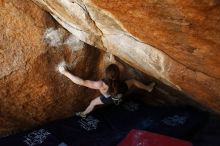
top-left (63, 71), bottom-right (85, 86)
top-left (134, 80), bottom-right (150, 92)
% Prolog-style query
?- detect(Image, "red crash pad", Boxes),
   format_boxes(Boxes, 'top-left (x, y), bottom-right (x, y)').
top-left (118, 129), bottom-right (192, 146)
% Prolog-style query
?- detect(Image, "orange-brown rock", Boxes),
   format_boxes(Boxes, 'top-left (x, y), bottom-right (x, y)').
top-left (91, 0), bottom-right (220, 78)
top-left (0, 0), bottom-right (104, 136)
top-left (32, 0), bottom-right (220, 112)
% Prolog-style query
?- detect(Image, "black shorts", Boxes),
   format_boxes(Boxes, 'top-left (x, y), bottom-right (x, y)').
top-left (100, 95), bottom-right (114, 105)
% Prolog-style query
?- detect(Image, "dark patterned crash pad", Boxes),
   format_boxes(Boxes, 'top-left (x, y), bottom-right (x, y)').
top-left (0, 100), bottom-right (209, 146)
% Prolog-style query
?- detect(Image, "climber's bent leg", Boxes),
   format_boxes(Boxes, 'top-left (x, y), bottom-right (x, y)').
top-left (82, 96), bottom-right (104, 116)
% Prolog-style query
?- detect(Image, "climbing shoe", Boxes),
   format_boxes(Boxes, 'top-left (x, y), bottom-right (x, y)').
top-left (75, 112), bottom-right (86, 118)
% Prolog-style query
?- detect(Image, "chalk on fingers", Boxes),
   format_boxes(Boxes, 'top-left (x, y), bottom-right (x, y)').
top-left (57, 61), bottom-right (66, 74)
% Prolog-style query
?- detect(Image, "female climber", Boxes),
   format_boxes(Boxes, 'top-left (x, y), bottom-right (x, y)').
top-left (58, 62), bottom-right (155, 118)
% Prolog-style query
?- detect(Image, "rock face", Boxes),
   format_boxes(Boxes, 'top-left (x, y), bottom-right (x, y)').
top-left (1, 0), bottom-right (220, 136)
top-left (0, 0), bottom-right (104, 135)
top-left (32, 0), bottom-right (220, 112)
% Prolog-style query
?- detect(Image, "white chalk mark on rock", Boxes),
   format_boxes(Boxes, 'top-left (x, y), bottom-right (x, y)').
top-left (64, 34), bottom-right (84, 52)
top-left (44, 27), bottom-right (65, 47)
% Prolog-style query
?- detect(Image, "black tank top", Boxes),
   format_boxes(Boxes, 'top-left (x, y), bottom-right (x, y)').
top-left (102, 79), bottom-right (128, 95)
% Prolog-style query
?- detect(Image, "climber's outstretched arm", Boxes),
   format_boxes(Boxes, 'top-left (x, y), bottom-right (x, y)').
top-left (125, 79), bottom-right (155, 92)
top-left (58, 64), bottom-right (103, 90)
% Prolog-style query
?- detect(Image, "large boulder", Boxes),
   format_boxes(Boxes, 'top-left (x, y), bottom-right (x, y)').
top-left (32, 0), bottom-right (220, 112)
top-left (0, 0), bottom-right (103, 135)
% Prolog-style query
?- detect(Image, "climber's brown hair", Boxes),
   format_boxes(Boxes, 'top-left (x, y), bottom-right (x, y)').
top-left (104, 64), bottom-right (120, 96)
